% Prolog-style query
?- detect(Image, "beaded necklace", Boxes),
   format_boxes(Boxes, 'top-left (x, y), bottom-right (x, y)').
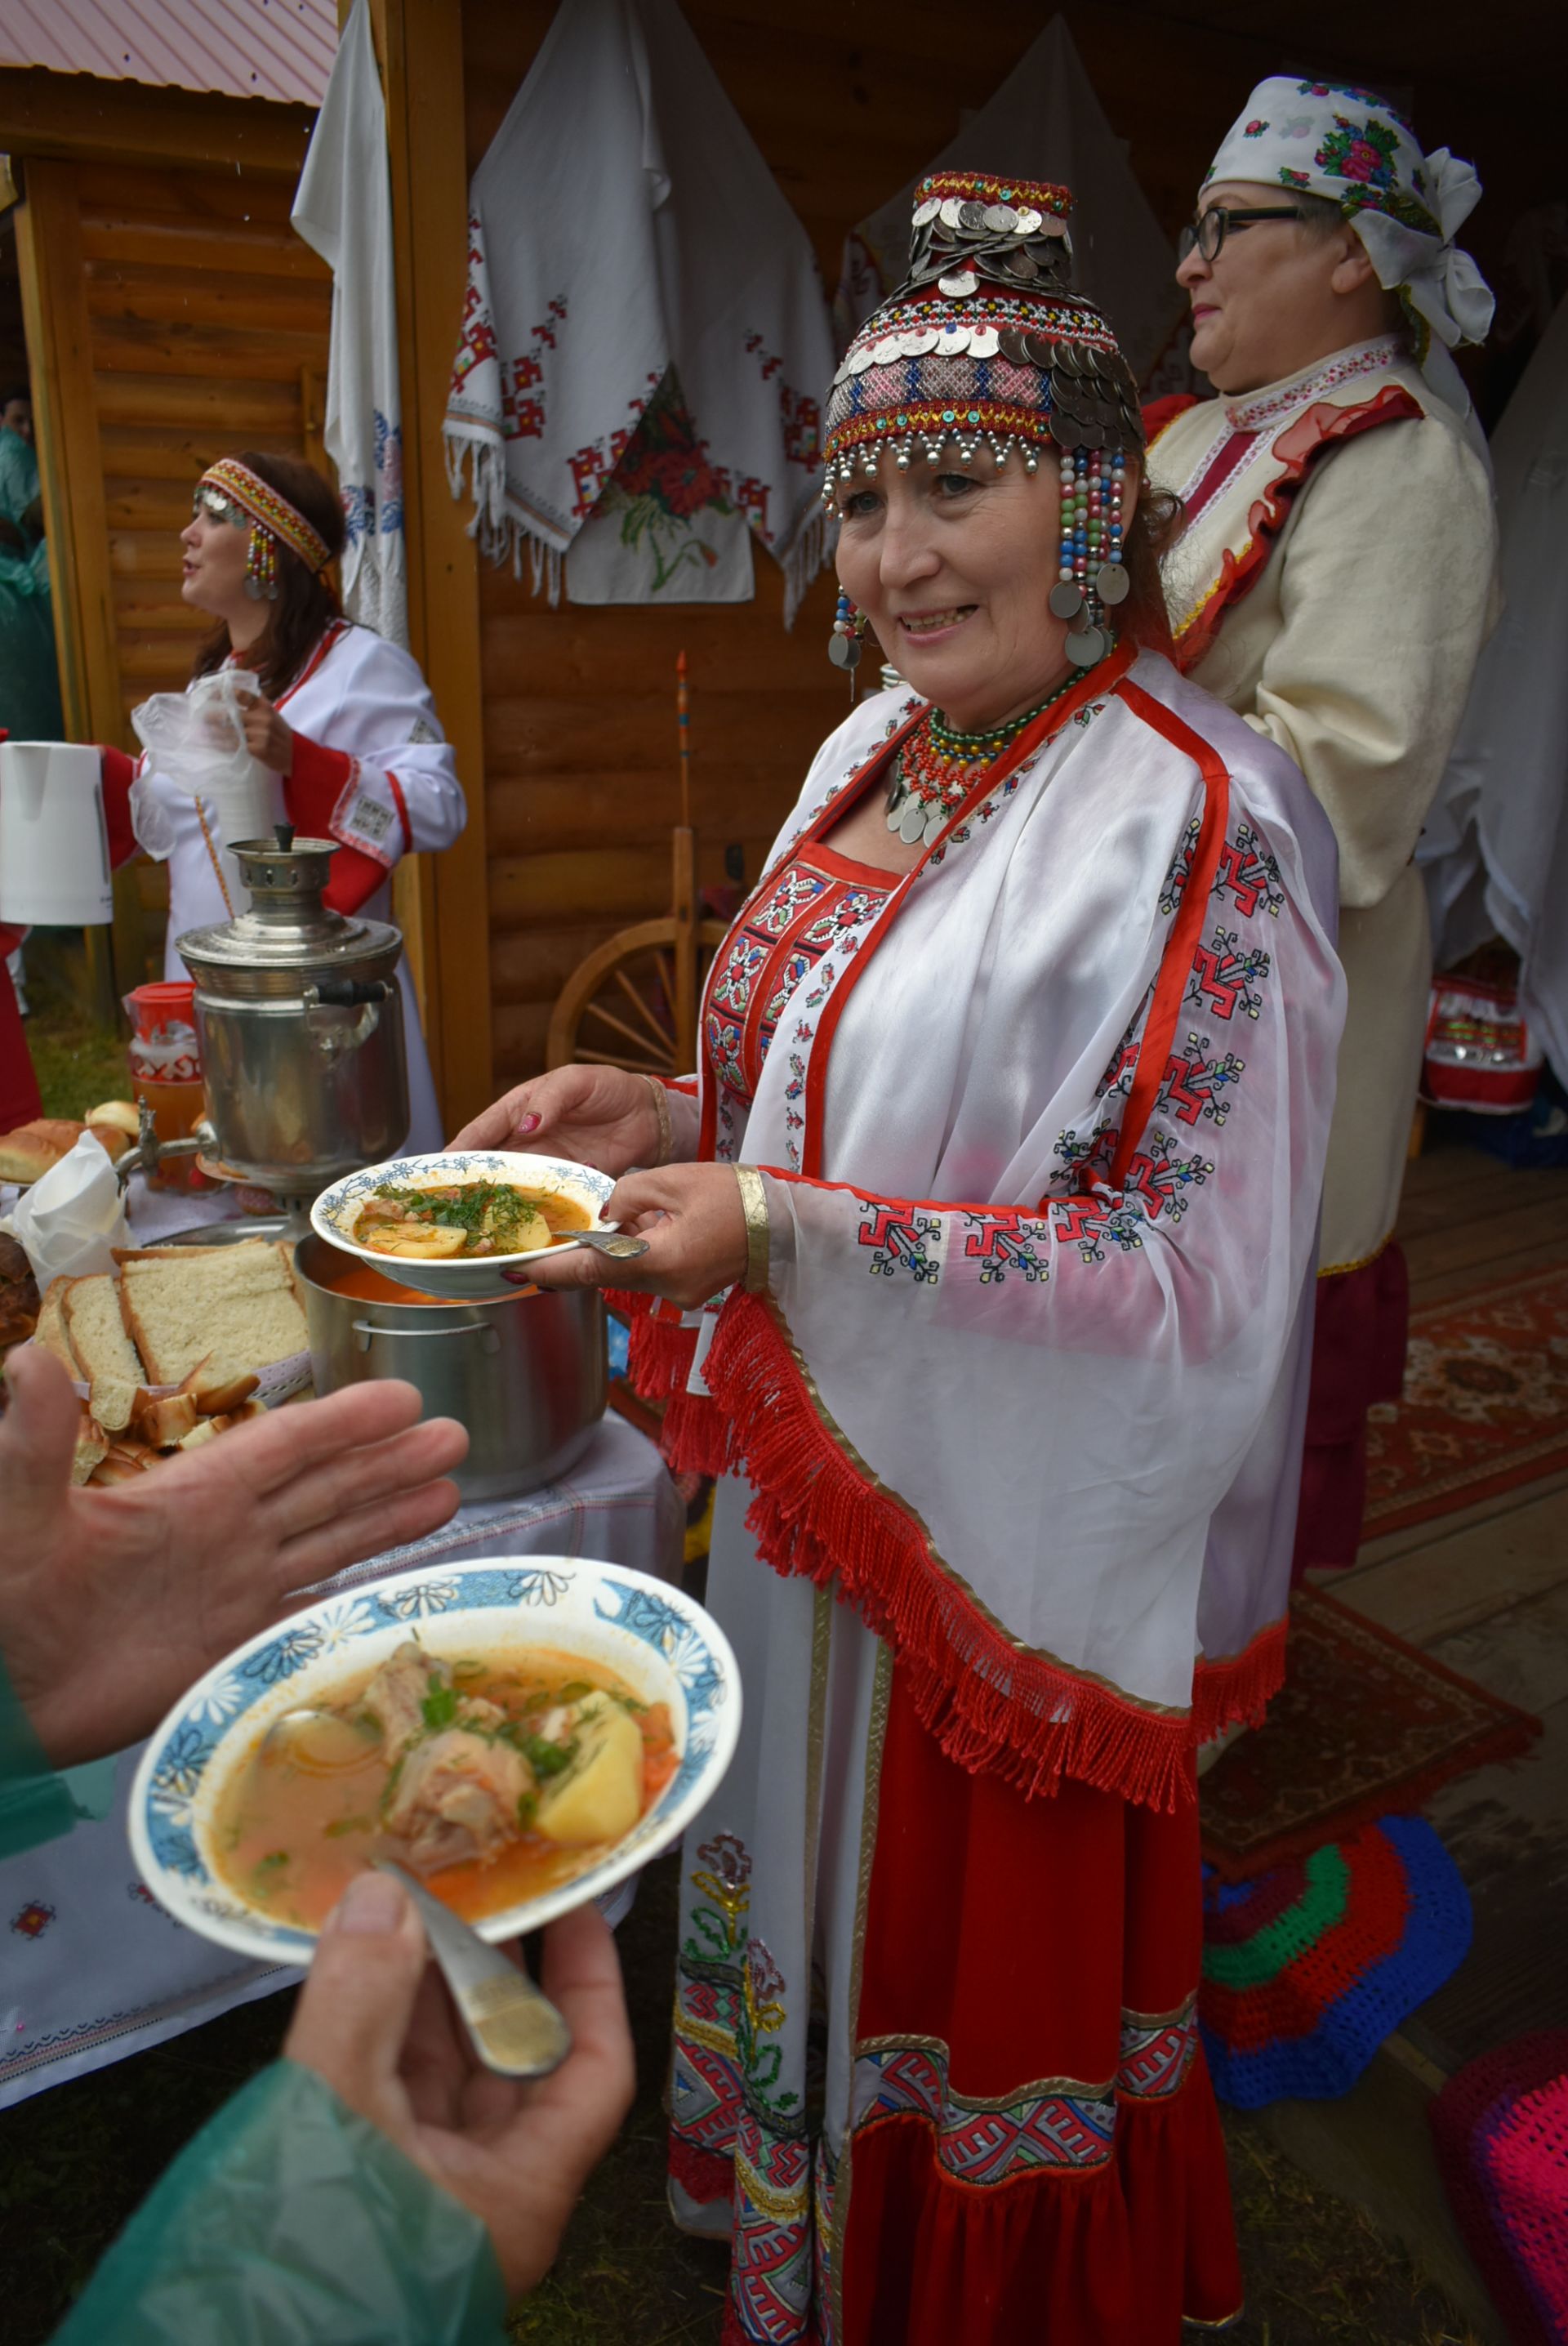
top-left (884, 668), bottom-right (1085, 847)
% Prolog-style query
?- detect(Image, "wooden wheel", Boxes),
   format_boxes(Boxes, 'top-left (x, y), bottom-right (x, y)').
top-left (546, 915), bottom-right (728, 1075)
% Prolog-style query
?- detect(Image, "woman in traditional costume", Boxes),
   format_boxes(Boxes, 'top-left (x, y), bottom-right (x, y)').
top-left (101, 453), bottom-right (466, 1150)
top-left (458, 175), bottom-right (1346, 2343)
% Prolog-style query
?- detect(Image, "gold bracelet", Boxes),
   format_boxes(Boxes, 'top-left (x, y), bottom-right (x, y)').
top-left (733, 1166), bottom-right (771, 1295)
top-left (641, 1074), bottom-right (673, 1168)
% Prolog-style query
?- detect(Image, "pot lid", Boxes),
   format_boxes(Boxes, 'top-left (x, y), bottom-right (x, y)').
top-left (175, 830), bottom-right (402, 972)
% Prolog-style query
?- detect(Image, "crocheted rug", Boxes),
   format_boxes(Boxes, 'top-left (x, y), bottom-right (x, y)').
top-left (1430, 2032), bottom-right (1568, 2346)
top-left (1200, 1814), bottom-right (1471, 2107)
top-left (1200, 1587), bottom-right (1540, 1881)
top-left (1361, 1264), bottom-right (1568, 1537)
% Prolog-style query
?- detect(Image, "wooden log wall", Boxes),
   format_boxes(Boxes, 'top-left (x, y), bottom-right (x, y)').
top-left (459, 0), bottom-right (1552, 1089)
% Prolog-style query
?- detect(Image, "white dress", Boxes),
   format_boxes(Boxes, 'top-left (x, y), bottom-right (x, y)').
top-left (131, 621), bottom-right (466, 1151)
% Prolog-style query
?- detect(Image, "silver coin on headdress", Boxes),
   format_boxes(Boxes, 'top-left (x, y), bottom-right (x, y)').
top-left (958, 199), bottom-right (988, 232)
top-left (898, 327), bottom-right (939, 357)
top-left (1014, 207), bottom-right (1044, 234)
top-left (968, 325), bottom-right (1000, 359)
top-left (982, 203), bottom-right (1018, 233)
top-left (912, 198), bottom-right (942, 227)
top-left (938, 270), bottom-right (978, 298)
top-left (938, 198), bottom-right (964, 230)
top-left (1066, 625), bottom-right (1107, 667)
top-left (998, 328), bottom-right (1031, 366)
top-left (871, 336), bottom-right (902, 365)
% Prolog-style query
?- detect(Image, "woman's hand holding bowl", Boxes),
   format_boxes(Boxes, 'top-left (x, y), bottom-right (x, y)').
top-left (510, 1162), bottom-right (749, 1312)
top-left (450, 1066), bottom-right (667, 1180)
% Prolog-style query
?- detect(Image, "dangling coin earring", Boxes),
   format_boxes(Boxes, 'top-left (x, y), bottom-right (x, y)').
top-left (828, 586), bottom-right (864, 696)
top-left (1049, 444), bottom-right (1127, 667)
top-left (245, 523), bottom-right (280, 603)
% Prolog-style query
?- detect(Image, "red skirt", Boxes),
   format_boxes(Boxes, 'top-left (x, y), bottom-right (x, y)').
top-left (688, 1660), bottom-right (1243, 2346)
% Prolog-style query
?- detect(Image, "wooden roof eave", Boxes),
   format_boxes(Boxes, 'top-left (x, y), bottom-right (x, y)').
top-left (0, 65), bottom-right (315, 176)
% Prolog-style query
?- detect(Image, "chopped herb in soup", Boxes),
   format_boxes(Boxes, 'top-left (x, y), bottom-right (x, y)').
top-left (214, 1642), bottom-right (678, 1929)
top-left (351, 1180), bottom-right (590, 1260)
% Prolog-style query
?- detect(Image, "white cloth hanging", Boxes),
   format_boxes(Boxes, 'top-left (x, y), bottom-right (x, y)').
top-left (441, 0), bottom-right (834, 620)
top-left (1421, 293), bottom-right (1568, 1083)
top-left (834, 16), bottom-right (1185, 386)
top-left (292, 0), bottom-right (408, 646)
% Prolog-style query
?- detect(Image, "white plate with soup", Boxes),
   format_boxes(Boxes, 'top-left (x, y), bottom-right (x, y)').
top-left (129, 1557), bottom-right (741, 1965)
top-left (310, 1150), bottom-right (619, 1300)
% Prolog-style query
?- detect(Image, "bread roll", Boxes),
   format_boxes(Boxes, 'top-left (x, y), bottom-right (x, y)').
top-left (134, 1391), bottom-right (199, 1448)
top-left (85, 1100), bottom-right (141, 1138)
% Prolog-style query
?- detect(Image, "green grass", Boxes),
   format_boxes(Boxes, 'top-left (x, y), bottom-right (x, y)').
top-left (0, 1847), bottom-right (1483, 2344)
top-left (16, 966), bottom-right (129, 1123)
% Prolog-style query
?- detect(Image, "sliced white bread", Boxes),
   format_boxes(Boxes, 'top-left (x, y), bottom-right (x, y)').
top-left (34, 1281), bottom-right (80, 1376)
top-left (114, 1241), bottom-right (308, 1383)
top-left (62, 1273), bottom-right (148, 1432)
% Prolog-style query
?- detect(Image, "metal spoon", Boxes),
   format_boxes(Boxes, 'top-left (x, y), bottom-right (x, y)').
top-left (374, 1858), bottom-right (573, 2079)
top-left (571, 1227), bottom-right (649, 1262)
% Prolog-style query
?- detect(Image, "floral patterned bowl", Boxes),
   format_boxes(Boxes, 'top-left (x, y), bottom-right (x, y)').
top-left (128, 1557), bottom-right (742, 1965)
top-left (309, 1149), bottom-right (619, 1300)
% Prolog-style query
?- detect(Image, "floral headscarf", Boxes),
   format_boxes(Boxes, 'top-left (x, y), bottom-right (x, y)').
top-left (1202, 78), bottom-right (1493, 417)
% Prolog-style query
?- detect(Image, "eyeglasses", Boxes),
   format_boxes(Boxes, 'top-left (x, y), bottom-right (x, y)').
top-left (1178, 206), bottom-right (1307, 264)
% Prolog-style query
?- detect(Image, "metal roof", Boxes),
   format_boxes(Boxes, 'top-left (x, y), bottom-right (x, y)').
top-left (0, 0), bottom-right (336, 108)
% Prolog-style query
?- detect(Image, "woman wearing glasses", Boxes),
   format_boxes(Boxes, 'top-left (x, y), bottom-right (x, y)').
top-left (1147, 80), bottom-right (1498, 1590)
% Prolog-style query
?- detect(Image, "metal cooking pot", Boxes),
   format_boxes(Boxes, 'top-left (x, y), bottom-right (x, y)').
top-left (176, 833), bottom-right (408, 1197)
top-left (296, 1233), bottom-right (607, 1504)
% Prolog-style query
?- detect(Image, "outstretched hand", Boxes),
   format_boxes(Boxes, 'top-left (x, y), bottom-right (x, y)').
top-left (286, 1875), bottom-right (635, 2299)
top-left (0, 1347), bottom-right (467, 1766)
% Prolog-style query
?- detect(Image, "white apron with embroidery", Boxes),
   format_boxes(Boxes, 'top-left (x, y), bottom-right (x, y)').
top-left (131, 624), bottom-right (466, 1152)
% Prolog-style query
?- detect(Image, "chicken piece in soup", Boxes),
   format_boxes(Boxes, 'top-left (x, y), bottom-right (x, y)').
top-left (213, 1641), bottom-right (678, 1929)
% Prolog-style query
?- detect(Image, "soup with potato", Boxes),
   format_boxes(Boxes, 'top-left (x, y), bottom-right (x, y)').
top-left (214, 1642), bottom-right (677, 1929)
top-left (351, 1181), bottom-right (591, 1260)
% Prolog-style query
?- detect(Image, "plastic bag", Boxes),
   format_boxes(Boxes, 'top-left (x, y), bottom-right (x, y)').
top-left (49, 2060), bottom-right (509, 2345)
top-left (131, 671), bottom-right (286, 898)
top-left (2, 1128), bottom-right (127, 1284)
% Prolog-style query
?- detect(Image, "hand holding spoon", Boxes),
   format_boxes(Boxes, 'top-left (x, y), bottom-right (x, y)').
top-left (373, 1858), bottom-right (573, 2078)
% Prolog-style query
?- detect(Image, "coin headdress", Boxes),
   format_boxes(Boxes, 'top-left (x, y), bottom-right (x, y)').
top-left (823, 173), bottom-right (1146, 664)
top-left (194, 457), bottom-right (332, 604)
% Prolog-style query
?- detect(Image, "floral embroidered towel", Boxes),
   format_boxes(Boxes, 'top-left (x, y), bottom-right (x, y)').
top-left (442, 0), bottom-right (833, 618)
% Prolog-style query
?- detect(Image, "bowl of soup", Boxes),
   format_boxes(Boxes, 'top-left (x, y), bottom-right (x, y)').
top-left (310, 1150), bottom-right (618, 1300)
top-left (129, 1556), bottom-right (742, 1963)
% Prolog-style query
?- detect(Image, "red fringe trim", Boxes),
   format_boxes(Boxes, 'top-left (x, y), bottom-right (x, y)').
top-left (617, 1290), bottom-right (1292, 1810)
top-left (1174, 385), bottom-right (1423, 675)
top-left (699, 1291), bottom-right (1207, 1812)
top-left (1192, 1618), bottom-right (1288, 1746)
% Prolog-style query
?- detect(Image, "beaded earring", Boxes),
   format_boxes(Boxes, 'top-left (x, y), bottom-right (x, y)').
top-left (244, 524), bottom-right (280, 603)
top-left (827, 585), bottom-right (865, 692)
top-left (1048, 446), bottom-right (1128, 667)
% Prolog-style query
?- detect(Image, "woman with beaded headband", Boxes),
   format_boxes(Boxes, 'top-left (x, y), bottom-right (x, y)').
top-left (97, 452), bottom-right (466, 1150)
top-left (455, 175), bottom-right (1346, 2342)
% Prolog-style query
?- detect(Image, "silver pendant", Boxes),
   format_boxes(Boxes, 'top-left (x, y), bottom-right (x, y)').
top-left (1049, 582), bottom-right (1085, 621)
top-left (899, 799), bottom-right (929, 845)
top-left (1096, 562), bottom-right (1130, 606)
top-left (923, 805), bottom-right (947, 847)
top-left (828, 633), bottom-right (862, 671)
top-left (1066, 625), bottom-right (1107, 667)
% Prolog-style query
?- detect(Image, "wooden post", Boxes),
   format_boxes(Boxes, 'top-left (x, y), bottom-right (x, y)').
top-left (672, 651), bottom-right (697, 1074)
top-left (360, 0), bottom-right (492, 1135)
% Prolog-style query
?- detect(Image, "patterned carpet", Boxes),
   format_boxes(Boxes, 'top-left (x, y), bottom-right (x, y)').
top-left (1361, 1265), bottom-right (1568, 1537)
top-left (1200, 1589), bottom-right (1539, 1880)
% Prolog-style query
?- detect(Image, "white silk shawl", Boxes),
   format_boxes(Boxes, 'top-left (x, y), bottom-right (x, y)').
top-left (631, 648), bottom-right (1344, 1809)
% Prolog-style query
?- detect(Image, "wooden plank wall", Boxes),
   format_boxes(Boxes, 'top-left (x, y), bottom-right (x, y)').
top-left (17, 151), bottom-right (332, 983)
top-left (80, 162), bottom-right (332, 741)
